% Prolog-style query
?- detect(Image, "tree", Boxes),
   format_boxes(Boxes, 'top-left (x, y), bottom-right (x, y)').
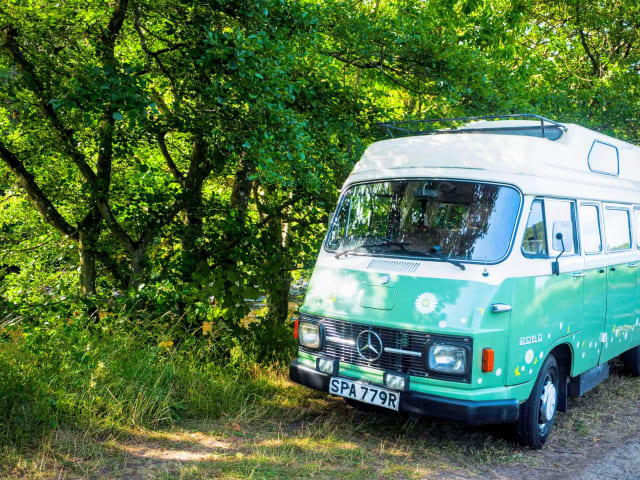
top-left (0, 0), bottom-right (370, 324)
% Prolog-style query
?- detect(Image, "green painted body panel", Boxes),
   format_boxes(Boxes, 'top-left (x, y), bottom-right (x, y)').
top-left (601, 259), bottom-right (638, 362)
top-left (583, 264), bottom-right (607, 369)
top-left (296, 259), bottom-right (640, 405)
top-left (509, 268), bottom-right (585, 383)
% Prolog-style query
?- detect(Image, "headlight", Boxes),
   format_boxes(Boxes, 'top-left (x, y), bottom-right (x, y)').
top-left (298, 322), bottom-right (322, 349)
top-left (428, 344), bottom-right (468, 374)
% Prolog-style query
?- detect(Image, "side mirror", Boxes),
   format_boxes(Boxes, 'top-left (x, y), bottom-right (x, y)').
top-left (551, 221), bottom-right (572, 251)
top-left (551, 232), bottom-right (565, 276)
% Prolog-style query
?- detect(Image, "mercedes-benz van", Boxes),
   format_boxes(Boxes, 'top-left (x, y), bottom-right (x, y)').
top-left (289, 114), bottom-right (640, 448)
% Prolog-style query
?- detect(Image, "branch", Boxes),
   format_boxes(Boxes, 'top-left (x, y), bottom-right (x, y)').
top-left (328, 51), bottom-right (426, 95)
top-left (138, 198), bottom-right (185, 248)
top-left (575, 4), bottom-right (600, 77)
top-left (93, 198), bottom-right (136, 253)
top-left (157, 132), bottom-right (184, 185)
top-left (100, 0), bottom-right (129, 50)
top-left (1, 6), bottom-right (157, 265)
top-left (95, 107), bottom-right (114, 194)
top-left (0, 26), bottom-right (99, 185)
top-left (255, 196), bottom-right (303, 229)
top-left (133, 4), bottom-right (180, 100)
top-left (0, 140), bottom-right (78, 240)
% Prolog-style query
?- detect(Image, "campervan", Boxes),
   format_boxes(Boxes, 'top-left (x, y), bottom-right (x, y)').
top-left (289, 115), bottom-right (640, 448)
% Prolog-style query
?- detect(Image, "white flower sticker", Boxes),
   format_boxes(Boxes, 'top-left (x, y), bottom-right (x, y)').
top-left (525, 349), bottom-right (534, 364)
top-left (415, 292), bottom-right (438, 315)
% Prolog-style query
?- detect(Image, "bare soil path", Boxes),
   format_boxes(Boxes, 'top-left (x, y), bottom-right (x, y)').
top-left (567, 436), bottom-right (640, 480)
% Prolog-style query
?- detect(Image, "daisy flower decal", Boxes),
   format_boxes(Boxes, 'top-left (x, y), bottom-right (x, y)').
top-left (415, 292), bottom-right (438, 315)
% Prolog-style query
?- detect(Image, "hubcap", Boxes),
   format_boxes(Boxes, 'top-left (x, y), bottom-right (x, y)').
top-left (538, 375), bottom-right (557, 433)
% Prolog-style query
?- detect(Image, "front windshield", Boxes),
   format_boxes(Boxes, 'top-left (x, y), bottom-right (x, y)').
top-left (326, 180), bottom-right (521, 263)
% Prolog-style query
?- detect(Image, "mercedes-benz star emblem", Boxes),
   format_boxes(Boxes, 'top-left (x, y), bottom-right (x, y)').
top-left (356, 329), bottom-right (384, 362)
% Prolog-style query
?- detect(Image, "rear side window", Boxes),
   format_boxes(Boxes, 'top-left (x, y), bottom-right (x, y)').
top-left (545, 199), bottom-right (578, 255)
top-left (580, 204), bottom-right (602, 254)
top-left (604, 208), bottom-right (631, 251)
top-left (522, 199), bottom-right (547, 256)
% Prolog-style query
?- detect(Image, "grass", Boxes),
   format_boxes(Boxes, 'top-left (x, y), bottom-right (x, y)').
top-left (2, 317), bottom-right (640, 479)
top-left (4, 365), bottom-right (640, 479)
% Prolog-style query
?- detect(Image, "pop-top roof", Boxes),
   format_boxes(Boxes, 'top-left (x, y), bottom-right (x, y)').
top-left (346, 117), bottom-right (640, 199)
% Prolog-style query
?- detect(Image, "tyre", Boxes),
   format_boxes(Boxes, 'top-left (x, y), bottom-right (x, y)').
top-left (514, 354), bottom-right (559, 449)
top-left (622, 345), bottom-right (640, 377)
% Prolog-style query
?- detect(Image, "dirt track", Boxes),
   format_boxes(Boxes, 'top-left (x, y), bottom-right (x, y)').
top-left (571, 436), bottom-right (640, 480)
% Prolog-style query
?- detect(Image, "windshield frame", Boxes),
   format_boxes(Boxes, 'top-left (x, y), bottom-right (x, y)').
top-left (324, 177), bottom-right (524, 265)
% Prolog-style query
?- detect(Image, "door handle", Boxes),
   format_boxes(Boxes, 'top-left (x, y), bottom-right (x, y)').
top-left (610, 267), bottom-right (616, 272)
top-left (491, 303), bottom-right (512, 313)
top-left (598, 269), bottom-right (605, 274)
top-left (572, 272), bottom-right (585, 278)
top-left (628, 263), bottom-right (638, 268)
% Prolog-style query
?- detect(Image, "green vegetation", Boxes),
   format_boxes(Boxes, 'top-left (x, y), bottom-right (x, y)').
top-left (0, 314), bottom-right (295, 446)
top-left (1, 0), bottom-right (640, 476)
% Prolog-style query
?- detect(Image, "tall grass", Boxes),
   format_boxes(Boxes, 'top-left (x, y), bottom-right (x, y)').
top-left (0, 311), bottom-right (296, 450)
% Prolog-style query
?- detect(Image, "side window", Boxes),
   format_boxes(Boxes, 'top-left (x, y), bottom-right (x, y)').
top-left (604, 207), bottom-right (631, 252)
top-left (579, 204), bottom-right (602, 254)
top-left (545, 199), bottom-right (578, 255)
top-left (522, 199), bottom-right (548, 256)
top-left (635, 208), bottom-right (640, 249)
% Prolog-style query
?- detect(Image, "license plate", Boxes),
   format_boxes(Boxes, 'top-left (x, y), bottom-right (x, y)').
top-left (329, 377), bottom-right (400, 411)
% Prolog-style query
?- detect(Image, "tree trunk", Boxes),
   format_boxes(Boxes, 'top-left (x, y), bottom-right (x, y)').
top-left (265, 214), bottom-right (291, 324)
top-left (181, 139), bottom-right (208, 280)
top-left (78, 230), bottom-right (97, 295)
top-left (78, 226), bottom-right (100, 320)
top-left (130, 248), bottom-right (146, 289)
top-left (267, 270), bottom-right (291, 324)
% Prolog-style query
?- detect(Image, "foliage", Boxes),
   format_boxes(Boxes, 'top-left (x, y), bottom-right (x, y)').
top-left (2, 0), bottom-right (638, 324)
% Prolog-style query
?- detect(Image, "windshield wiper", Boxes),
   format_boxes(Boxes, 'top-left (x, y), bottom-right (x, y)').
top-left (334, 240), bottom-right (410, 258)
top-left (401, 250), bottom-right (466, 270)
top-left (334, 241), bottom-right (466, 270)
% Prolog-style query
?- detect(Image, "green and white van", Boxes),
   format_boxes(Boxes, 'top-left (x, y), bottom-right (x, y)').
top-left (289, 115), bottom-right (640, 448)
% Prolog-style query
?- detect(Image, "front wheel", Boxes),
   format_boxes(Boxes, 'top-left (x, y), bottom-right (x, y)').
top-left (513, 354), bottom-right (559, 449)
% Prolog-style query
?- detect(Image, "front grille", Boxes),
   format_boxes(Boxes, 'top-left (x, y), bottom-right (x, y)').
top-left (300, 315), bottom-right (430, 377)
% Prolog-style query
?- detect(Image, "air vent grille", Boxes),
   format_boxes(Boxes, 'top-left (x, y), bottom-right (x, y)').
top-left (367, 259), bottom-right (419, 273)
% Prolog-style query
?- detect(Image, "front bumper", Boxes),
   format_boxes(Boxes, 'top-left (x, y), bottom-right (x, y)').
top-left (289, 360), bottom-right (519, 425)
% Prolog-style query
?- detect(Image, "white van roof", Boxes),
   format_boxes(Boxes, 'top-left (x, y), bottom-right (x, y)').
top-left (346, 120), bottom-right (640, 202)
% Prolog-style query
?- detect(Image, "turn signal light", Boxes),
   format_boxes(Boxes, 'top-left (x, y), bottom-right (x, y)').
top-left (482, 348), bottom-right (494, 372)
top-left (293, 317), bottom-right (299, 339)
